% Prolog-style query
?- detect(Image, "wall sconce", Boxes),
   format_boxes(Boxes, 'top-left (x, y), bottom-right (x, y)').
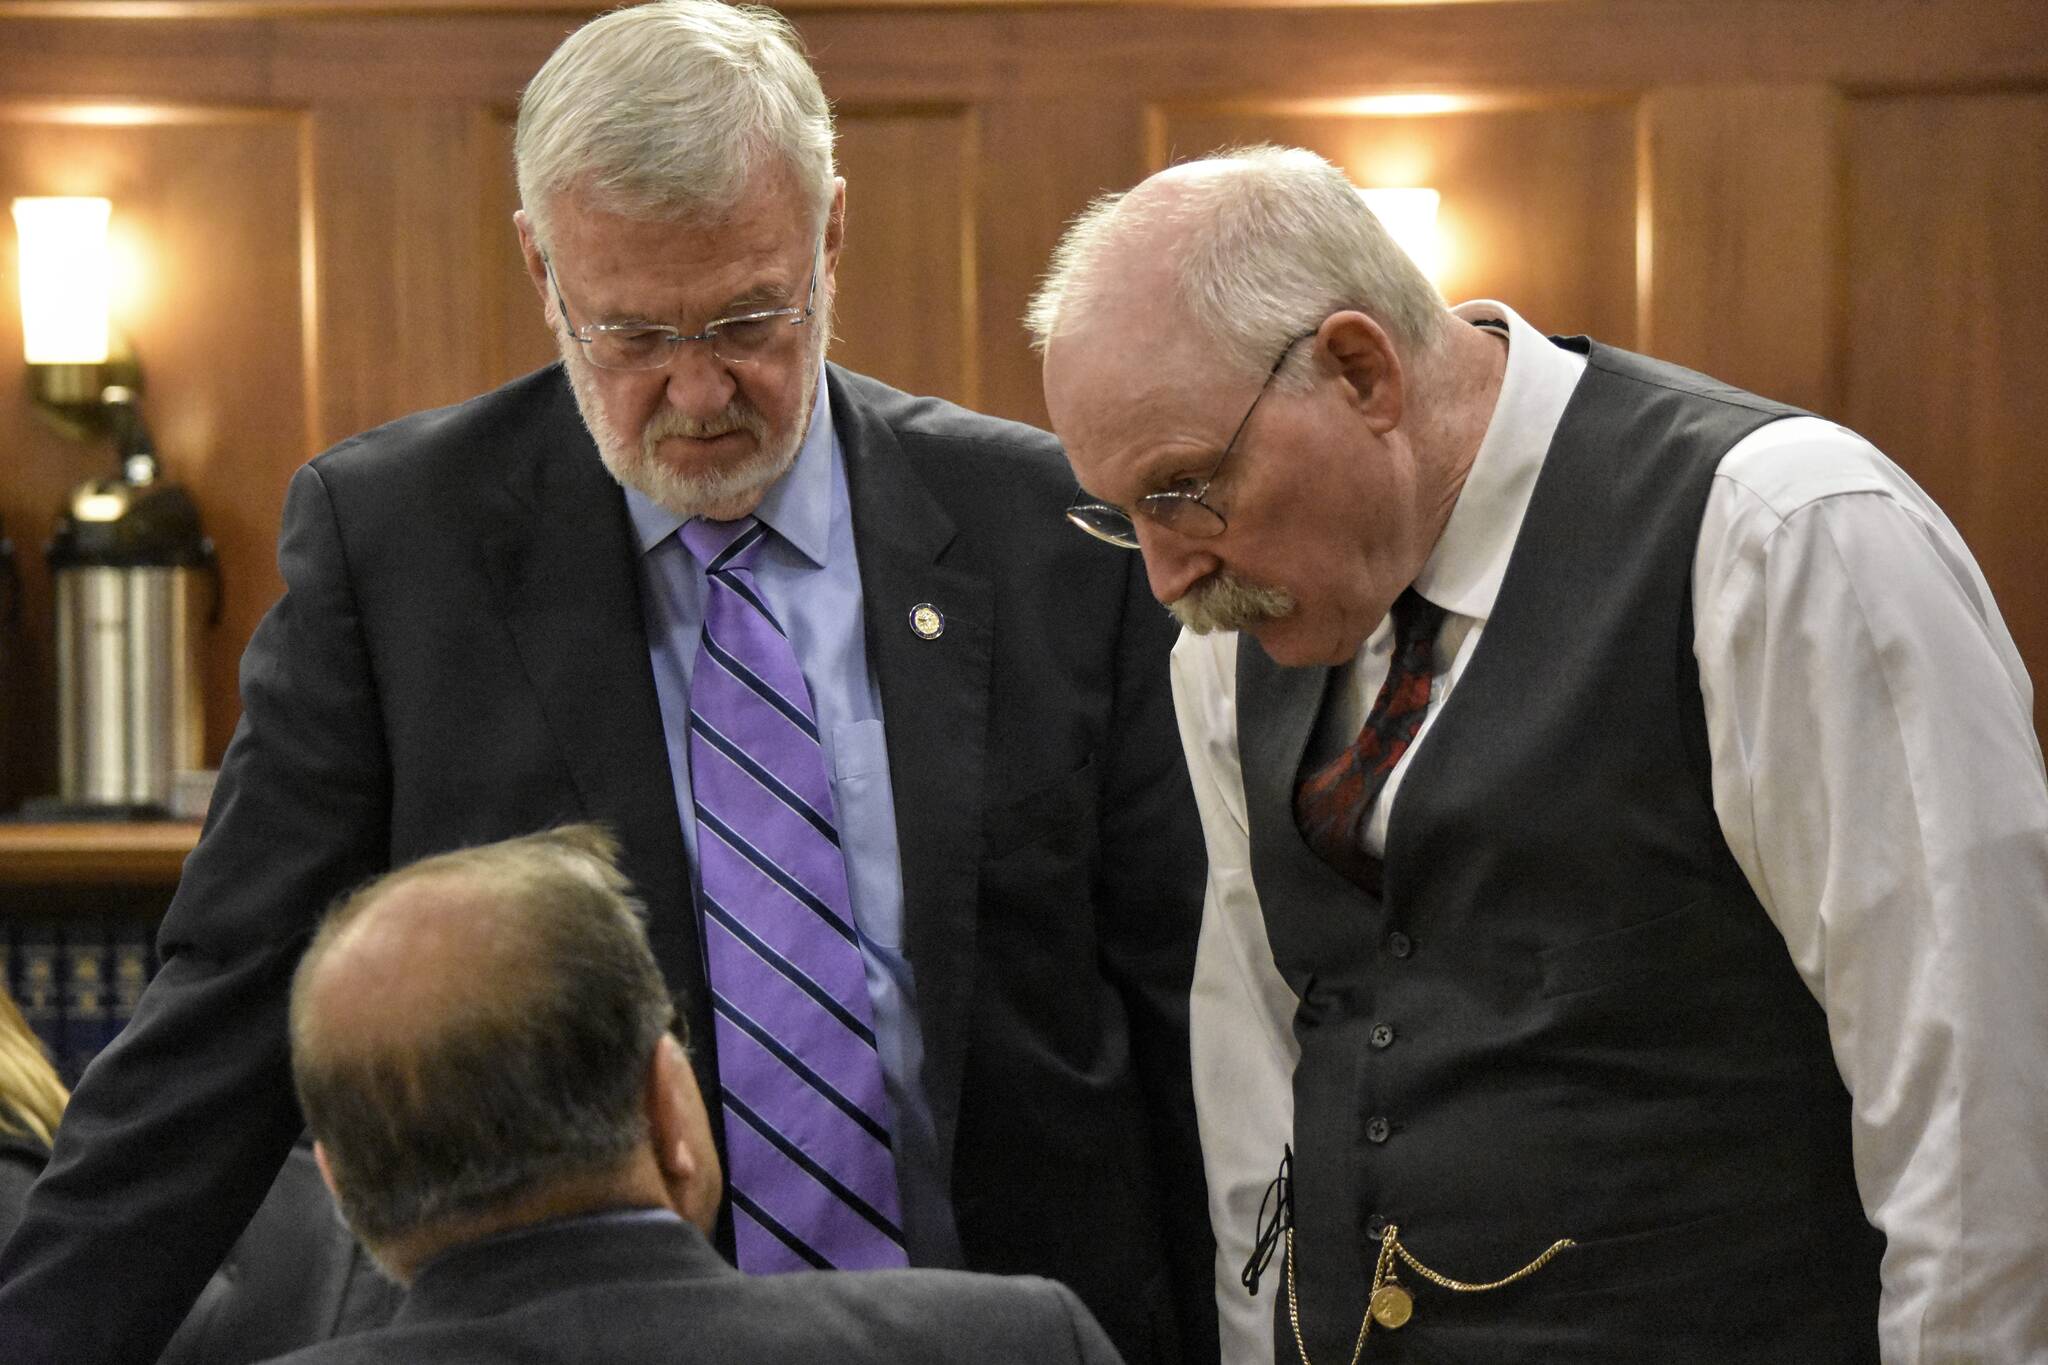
top-left (11, 196), bottom-right (218, 819)
top-left (1359, 187), bottom-right (1444, 286)
top-left (12, 195), bottom-right (144, 443)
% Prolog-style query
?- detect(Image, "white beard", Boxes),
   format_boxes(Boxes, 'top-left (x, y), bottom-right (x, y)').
top-left (559, 311), bottom-right (830, 523)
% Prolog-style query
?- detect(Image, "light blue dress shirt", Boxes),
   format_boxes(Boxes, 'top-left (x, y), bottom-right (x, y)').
top-left (627, 365), bottom-right (964, 1268)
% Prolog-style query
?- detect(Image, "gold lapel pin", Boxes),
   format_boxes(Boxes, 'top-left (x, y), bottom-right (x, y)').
top-left (909, 603), bottom-right (944, 640)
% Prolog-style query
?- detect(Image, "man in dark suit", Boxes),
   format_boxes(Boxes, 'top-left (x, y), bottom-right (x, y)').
top-left (266, 825), bottom-right (1123, 1365)
top-left (0, 4), bottom-right (1211, 1361)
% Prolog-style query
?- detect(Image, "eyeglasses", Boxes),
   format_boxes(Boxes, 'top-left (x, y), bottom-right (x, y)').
top-left (541, 234), bottom-right (822, 371)
top-left (1065, 329), bottom-right (1315, 549)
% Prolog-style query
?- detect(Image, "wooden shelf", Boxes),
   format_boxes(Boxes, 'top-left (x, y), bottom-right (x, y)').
top-left (0, 822), bottom-right (200, 886)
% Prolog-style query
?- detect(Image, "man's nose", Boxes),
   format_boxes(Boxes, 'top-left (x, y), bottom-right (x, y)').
top-left (661, 339), bottom-right (739, 416)
top-left (1136, 520), bottom-right (1223, 608)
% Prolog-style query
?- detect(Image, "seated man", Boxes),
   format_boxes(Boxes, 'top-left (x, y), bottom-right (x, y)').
top-left (269, 825), bottom-right (1123, 1365)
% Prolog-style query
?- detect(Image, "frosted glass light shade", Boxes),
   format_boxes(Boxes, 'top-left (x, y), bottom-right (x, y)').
top-left (13, 197), bottom-right (114, 365)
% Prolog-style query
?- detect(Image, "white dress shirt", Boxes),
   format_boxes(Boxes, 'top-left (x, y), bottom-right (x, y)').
top-left (1179, 300), bottom-right (2048, 1364)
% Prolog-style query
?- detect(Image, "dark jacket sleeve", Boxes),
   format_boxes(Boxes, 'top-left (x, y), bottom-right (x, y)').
top-left (0, 1128), bottom-right (50, 1249)
top-left (1052, 1278), bottom-right (1135, 1365)
top-left (1091, 551), bottom-right (1218, 1365)
top-left (0, 464), bottom-right (394, 1364)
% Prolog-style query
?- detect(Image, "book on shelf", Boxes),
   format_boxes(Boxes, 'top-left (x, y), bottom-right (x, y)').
top-left (3, 916), bottom-right (161, 1082)
top-left (14, 919), bottom-right (64, 1076)
top-left (111, 921), bottom-right (152, 1040)
top-left (64, 920), bottom-right (118, 1082)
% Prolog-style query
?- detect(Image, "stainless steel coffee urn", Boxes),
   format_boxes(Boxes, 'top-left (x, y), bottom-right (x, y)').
top-left (46, 415), bottom-right (218, 813)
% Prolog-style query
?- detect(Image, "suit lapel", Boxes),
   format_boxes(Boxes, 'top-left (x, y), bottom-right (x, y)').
top-left (479, 371), bottom-right (702, 1022)
top-left (830, 368), bottom-right (993, 1183)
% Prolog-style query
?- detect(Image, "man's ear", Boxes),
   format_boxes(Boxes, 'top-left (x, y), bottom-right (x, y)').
top-left (1318, 309), bottom-right (1406, 435)
top-left (647, 1034), bottom-right (723, 1234)
top-left (312, 1140), bottom-right (341, 1202)
top-left (821, 177), bottom-right (848, 290)
top-left (512, 210), bottom-right (556, 324)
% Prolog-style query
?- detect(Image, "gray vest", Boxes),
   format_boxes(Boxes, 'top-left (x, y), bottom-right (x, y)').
top-left (1239, 340), bottom-right (1882, 1363)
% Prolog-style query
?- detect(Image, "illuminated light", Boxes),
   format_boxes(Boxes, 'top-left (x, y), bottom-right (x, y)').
top-left (73, 491), bottom-right (128, 522)
top-left (1360, 187), bottom-right (1444, 284)
top-left (1339, 93), bottom-right (1469, 118)
top-left (12, 197), bottom-right (113, 364)
top-left (38, 104), bottom-right (166, 127)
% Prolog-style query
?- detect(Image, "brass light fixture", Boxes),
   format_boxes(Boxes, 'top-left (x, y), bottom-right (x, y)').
top-left (11, 196), bottom-right (143, 441)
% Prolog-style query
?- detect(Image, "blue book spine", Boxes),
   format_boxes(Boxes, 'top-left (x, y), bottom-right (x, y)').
top-left (16, 920), bottom-right (64, 1076)
top-left (110, 922), bottom-right (152, 1047)
top-left (64, 920), bottom-right (115, 1082)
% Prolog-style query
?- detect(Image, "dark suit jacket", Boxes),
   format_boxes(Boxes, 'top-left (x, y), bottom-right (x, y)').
top-left (157, 1144), bottom-right (402, 1365)
top-left (263, 1211), bottom-right (1126, 1365)
top-left (0, 365), bottom-right (1213, 1365)
top-left (0, 1123), bottom-right (46, 1250)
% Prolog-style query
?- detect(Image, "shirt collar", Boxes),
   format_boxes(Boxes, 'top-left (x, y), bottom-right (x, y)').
top-left (1413, 300), bottom-right (1587, 623)
top-left (622, 361), bottom-right (837, 568)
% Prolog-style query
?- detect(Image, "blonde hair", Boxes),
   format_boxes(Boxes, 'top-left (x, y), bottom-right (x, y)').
top-left (0, 989), bottom-right (69, 1148)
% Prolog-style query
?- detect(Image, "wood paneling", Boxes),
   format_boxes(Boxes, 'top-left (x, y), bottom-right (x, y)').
top-left (831, 106), bottom-right (977, 406)
top-left (307, 103), bottom-right (524, 444)
top-left (0, 0), bottom-right (2044, 808)
top-left (1637, 85), bottom-right (1842, 415)
top-left (1842, 90), bottom-right (2048, 723)
top-left (971, 96), bottom-right (1148, 428)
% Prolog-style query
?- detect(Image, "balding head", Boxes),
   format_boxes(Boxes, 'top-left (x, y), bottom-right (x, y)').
top-left (291, 826), bottom-right (717, 1279)
top-left (1029, 146), bottom-right (1506, 669)
top-left (1029, 145), bottom-right (1450, 397)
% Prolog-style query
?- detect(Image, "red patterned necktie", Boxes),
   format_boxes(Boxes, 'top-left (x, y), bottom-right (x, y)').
top-left (1293, 588), bottom-right (1448, 895)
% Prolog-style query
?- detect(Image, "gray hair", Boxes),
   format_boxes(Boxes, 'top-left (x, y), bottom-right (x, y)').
top-left (515, 0), bottom-right (836, 249)
top-left (1026, 145), bottom-right (1450, 389)
top-left (290, 825), bottom-right (675, 1259)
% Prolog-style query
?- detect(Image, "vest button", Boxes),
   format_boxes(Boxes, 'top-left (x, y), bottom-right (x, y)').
top-left (1370, 1022), bottom-right (1396, 1049)
top-left (1365, 1213), bottom-right (1389, 1241)
top-left (1366, 1116), bottom-right (1392, 1144)
top-left (1388, 931), bottom-right (1413, 958)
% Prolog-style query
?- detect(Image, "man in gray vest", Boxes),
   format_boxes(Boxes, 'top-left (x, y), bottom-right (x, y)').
top-left (1026, 145), bottom-right (2048, 1364)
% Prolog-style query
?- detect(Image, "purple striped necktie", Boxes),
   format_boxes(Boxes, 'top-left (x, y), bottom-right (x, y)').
top-left (681, 515), bottom-right (907, 1273)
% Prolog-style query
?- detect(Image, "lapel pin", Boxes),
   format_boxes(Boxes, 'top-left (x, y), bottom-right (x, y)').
top-left (908, 603), bottom-right (944, 640)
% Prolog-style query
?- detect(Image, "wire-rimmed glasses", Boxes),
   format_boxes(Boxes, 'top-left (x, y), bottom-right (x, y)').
top-left (542, 234), bottom-right (823, 371)
top-left (1066, 329), bottom-right (1315, 549)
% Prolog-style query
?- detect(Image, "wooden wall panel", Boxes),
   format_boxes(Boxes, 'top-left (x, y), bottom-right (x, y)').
top-left (0, 107), bottom-right (306, 806)
top-left (481, 110), bottom-right (559, 390)
top-left (0, 0), bottom-right (2045, 795)
top-left (1151, 100), bottom-right (1639, 344)
top-left (1636, 85), bottom-right (1842, 416)
top-left (1842, 90), bottom-right (2048, 727)
top-left (830, 106), bottom-right (977, 407)
top-left (972, 96), bottom-right (1147, 429)
top-left (308, 103), bottom-right (529, 446)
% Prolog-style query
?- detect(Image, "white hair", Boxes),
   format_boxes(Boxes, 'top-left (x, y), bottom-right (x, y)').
top-left (1026, 145), bottom-right (1450, 389)
top-left (515, 0), bottom-right (836, 248)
